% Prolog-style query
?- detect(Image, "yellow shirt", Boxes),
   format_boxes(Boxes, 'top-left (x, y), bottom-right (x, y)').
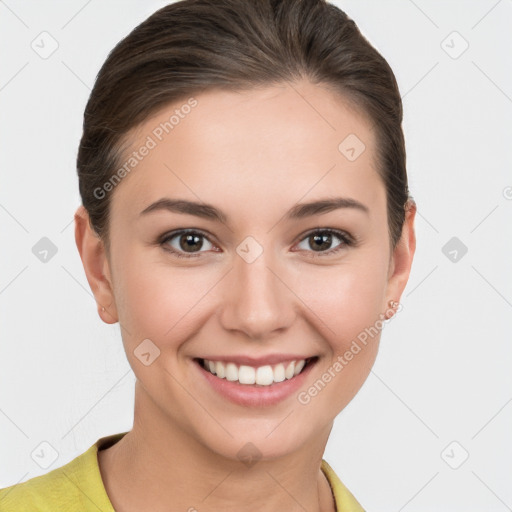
top-left (0, 432), bottom-right (365, 511)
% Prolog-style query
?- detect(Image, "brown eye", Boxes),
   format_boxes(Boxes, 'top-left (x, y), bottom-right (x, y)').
top-left (161, 230), bottom-right (215, 258)
top-left (178, 233), bottom-right (204, 252)
top-left (295, 229), bottom-right (353, 257)
top-left (308, 233), bottom-right (334, 252)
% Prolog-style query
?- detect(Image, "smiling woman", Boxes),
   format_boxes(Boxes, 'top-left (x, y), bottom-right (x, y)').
top-left (0, 0), bottom-right (416, 511)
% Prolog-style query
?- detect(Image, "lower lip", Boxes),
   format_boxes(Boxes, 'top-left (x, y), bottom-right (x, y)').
top-left (193, 357), bottom-right (318, 407)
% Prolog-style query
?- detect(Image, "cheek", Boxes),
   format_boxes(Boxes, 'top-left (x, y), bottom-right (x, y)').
top-left (114, 255), bottom-right (216, 346)
top-left (295, 254), bottom-right (388, 348)
top-left (297, 264), bottom-right (386, 413)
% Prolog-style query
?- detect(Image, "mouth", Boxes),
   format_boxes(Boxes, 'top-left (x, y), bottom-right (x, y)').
top-left (193, 356), bottom-right (319, 387)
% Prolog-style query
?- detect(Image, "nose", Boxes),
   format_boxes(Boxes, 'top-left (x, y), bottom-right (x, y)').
top-left (218, 243), bottom-right (296, 340)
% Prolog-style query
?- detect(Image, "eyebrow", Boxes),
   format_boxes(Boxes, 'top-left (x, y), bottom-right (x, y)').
top-left (139, 196), bottom-right (369, 223)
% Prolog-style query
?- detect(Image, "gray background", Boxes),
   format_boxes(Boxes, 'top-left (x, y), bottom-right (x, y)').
top-left (1, 1), bottom-right (511, 510)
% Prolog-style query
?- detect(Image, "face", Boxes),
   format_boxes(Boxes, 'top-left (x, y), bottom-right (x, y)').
top-left (76, 79), bottom-right (415, 461)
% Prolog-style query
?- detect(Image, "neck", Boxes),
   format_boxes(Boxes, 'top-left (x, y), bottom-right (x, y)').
top-left (98, 380), bottom-right (336, 512)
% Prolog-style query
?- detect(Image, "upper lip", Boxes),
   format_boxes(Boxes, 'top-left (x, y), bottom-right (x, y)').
top-left (195, 354), bottom-right (317, 367)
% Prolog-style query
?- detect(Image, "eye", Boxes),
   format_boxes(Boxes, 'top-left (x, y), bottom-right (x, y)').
top-left (160, 229), bottom-right (217, 258)
top-left (294, 228), bottom-right (354, 257)
top-left (159, 227), bottom-right (355, 260)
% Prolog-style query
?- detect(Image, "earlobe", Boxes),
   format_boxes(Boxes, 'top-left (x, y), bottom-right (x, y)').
top-left (74, 205), bottom-right (119, 324)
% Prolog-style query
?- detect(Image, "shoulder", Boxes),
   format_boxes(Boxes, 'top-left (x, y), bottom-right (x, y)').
top-left (0, 448), bottom-right (92, 510)
top-left (321, 459), bottom-right (366, 512)
top-left (0, 432), bottom-right (127, 511)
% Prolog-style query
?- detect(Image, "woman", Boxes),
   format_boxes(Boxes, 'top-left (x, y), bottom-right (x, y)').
top-left (0, 0), bottom-right (416, 510)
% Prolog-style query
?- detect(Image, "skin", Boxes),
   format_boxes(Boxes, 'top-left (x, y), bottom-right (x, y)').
top-left (74, 79), bottom-right (416, 512)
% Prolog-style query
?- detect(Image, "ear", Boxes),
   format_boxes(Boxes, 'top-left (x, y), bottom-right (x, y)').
top-left (384, 200), bottom-right (417, 319)
top-left (74, 205), bottom-right (118, 324)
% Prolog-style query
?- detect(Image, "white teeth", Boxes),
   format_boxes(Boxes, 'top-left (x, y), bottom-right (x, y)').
top-left (285, 361), bottom-right (295, 379)
top-left (215, 361), bottom-right (226, 378)
top-left (239, 365), bottom-right (256, 384)
top-left (294, 360), bottom-right (306, 375)
top-left (273, 363), bottom-right (286, 383)
top-left (201, 358), bottom-right (310, 386)
top-left (255, 365), bottom-right (274, 386)
top-left (225, 362), bottom-right (238, 382)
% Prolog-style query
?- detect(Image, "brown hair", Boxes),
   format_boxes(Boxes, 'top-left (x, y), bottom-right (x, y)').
top-left (77, 0), bottom-right (414, 256)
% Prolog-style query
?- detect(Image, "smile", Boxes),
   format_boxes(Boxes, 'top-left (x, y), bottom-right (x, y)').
top-left (196, 357), bottom-right (317, 386)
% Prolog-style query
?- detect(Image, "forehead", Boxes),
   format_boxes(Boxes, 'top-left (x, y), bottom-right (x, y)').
top-left (110, 81), bottom-right (383, 223)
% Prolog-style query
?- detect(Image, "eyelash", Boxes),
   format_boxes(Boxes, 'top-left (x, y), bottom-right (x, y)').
top-left (158, 228), bottom-right (356, 259)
